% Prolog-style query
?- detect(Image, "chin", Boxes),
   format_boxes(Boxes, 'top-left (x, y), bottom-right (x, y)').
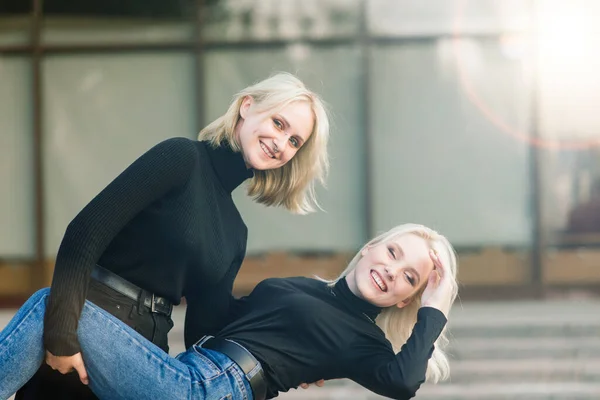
top-left (257, 161), bottom-right (282, 171)
top-left (248, 156), bottom-right (268, 170)
top-left (252, 162), bottom-right (271, 171)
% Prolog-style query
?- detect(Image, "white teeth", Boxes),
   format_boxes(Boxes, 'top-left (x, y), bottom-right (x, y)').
top-left (370, 271), bottom-right (387, 292)
top-left (260, 142), bottom-right (275, 159)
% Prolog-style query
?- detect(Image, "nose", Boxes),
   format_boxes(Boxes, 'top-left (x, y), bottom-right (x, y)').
top-left (272, 135), bottom-right (287, 154)
top-left (384, 265), bottom-right (396, 281)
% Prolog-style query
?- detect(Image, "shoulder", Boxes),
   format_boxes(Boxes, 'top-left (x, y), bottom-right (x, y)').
top-left (150, 137), bottom-right (199, 157)
top-left (140, 137), bottom-right (201, 170)
top-left (284, 276), bottom-right (327, 289)
top-left (254, 276), bottom-right (324, 291)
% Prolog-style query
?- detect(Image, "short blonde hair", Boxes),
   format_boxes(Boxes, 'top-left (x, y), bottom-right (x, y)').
top-left (198, 72), bottom-right (330, 214)
top-left (327, 223), bottom-right (459, 383)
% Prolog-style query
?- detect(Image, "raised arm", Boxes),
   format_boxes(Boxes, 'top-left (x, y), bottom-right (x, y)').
top-left (347, 307), bottom-right (446, 399)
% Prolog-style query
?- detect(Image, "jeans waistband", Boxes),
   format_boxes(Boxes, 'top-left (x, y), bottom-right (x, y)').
top-left (197, 336), bottom-right (267, 400)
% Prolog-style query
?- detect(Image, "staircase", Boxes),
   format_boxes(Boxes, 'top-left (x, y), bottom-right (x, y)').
top-left (280, 299), bottom-right (600, 400)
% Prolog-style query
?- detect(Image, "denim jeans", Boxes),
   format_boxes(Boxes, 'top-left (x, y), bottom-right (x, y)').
top-left (0, 288), bottom-right (254, 400)
top-left (16, 279), bottom-right (174, 400)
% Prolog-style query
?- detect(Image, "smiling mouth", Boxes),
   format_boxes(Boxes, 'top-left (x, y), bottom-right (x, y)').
top-left (370, 270), bottom-right (388, 292)
top-left (260, 141), bottom-right (276, 159)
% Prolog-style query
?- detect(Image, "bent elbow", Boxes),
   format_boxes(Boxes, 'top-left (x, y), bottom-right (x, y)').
top-left (386, 380), bottom-right (422, 400)
top-left (398, 384), bottom-right (418, 400)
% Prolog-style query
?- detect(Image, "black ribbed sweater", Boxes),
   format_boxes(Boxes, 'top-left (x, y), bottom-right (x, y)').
top-left (44, 137), bottom-right (253, 356)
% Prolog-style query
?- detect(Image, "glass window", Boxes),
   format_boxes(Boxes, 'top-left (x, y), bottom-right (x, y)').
top-left (368, 0), bottom-right (531, 37)
top-left (202, 0), bottom-right (360, 42)
top-left (42, 0), bottom-right (195, 44)
top-left (370, 39), bottom-right (534, 248)
top-left (540, 148), bottom-right (600, 284)
top-left (42, 53), bottom-right (197, 255)
top-left (0, 13), bottom-right (31, 46)
top-left (0, 57), bottom-right (34, 258)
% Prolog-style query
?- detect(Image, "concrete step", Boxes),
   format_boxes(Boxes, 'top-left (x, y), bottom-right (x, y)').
top-left (442, 358), bottom-right (600, 383)
top-left (417, 382), bottom-right (600, 400)
top-left (448, 337), bottom-right (600, 360)
top-left (449, 324), bottom-right (600, 339)
top-left (279, 381), bottom-right (600, 400)
top-left (447, 301), bottom-right (599, 329)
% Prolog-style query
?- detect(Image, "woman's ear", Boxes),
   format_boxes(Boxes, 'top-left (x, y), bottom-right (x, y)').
top-left (239, 96), bottom-right (253, 119)
top-left (395, 296), bottom-right (414, 309)
top-left (360, 244), bottom-right (373, 257)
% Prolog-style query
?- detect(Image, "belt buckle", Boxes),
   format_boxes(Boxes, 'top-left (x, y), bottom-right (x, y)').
top-left (150, 294), bottom-right (172, 317)
top-left (150, 293), bottom-right (157, 313)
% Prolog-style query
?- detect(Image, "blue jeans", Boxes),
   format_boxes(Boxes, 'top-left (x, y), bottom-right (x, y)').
top-left (0, 288), bottom-right (254, 400)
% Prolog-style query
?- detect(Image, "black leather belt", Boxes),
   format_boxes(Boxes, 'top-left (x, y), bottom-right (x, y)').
top-left (200, 336), bottom-right (267, 400)
top-left (90, 265), bottom-right (173, 317)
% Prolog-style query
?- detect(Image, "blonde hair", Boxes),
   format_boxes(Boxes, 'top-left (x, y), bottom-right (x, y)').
top-left (198, 72), bottom-right (330, 214)
top-left (327, 223), bottom-right (459, 383)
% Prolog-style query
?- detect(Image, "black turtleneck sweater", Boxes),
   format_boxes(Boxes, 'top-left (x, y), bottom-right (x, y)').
top-left (217, 277), bottom-right (447, 400)
top-left (44, 137), bottom-right (253, 356)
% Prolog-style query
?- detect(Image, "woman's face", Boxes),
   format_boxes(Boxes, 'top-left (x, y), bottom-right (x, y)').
top-left (346, 234), bottom-right (435, 308)
top-left (235, 97), bottom-right (314, 170)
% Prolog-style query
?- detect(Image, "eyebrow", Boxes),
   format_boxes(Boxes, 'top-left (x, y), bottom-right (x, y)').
top-left (277, 114), bottom-right (307, 144)
top-left (394, 243), bottom-right (405, 259)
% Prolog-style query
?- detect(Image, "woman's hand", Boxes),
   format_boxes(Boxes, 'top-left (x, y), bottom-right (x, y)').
top-left (45, 351), bottom-right (89, 385)
top-left (420, 250), bottom-right (453, 318)
top-left (299, 379), bottom-right (325, 389)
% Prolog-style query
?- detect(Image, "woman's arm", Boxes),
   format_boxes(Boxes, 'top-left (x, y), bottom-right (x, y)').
top-left (44, 137), bottom-right (198, 357)
top-left (347, 308), bottom-right (446, 399)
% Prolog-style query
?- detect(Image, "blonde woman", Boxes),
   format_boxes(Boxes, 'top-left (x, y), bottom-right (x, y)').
top-left (16, 73), bottom-right (330, 400)
top-left (3, 223), bottom-right (458, 400)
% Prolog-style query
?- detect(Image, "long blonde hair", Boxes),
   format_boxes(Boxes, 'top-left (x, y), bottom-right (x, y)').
top-left (328, 223), bottom-right (459, 383)
top-left (198, 72), bottom-right (330, 214)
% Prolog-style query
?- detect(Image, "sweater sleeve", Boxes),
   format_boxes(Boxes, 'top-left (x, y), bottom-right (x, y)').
top-left (44, 137), bottom-right (198, 356)
top-left (346, 307), bottom-right (447, 400)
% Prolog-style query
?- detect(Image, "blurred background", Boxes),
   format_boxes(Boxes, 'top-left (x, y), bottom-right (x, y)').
top-left (1, 0), bottom-right (600, 399)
